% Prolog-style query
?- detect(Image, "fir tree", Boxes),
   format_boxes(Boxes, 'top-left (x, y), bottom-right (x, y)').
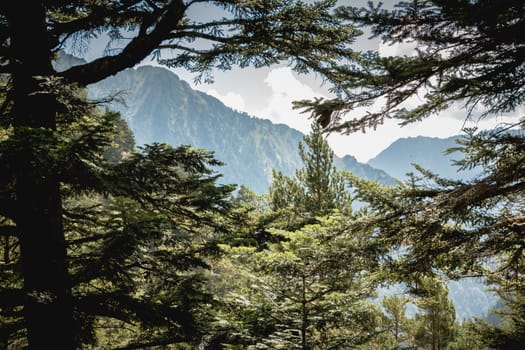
top-left (219, 126), bottom-right (383, 349)
top-left (296, 0), bottom-right (525, 132)
top-left (269, 123), bottom-right (352, 228)
top-left (296, 1), bottom-right (525, 346)
top-left (0, 98), bottom-right (234, 348)
top-left (0, 1), bottom-right (360, 348)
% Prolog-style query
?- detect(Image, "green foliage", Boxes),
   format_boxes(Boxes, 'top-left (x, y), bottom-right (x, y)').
top-left (215, 126), bottom-right (385, 349)
top-left (413, 277), bottom-right (456, 350)
top-left (222, 215), bottom-right (382, 349)
top-left (1, 1), bottom-right (362, 348)
top-left (0, 89), bottom-right (235, 348)
top-left (380, 295), bottom-right (411, 346)
top-left (448, 320), bottom-right (485, 350)
top-left (463, 271), bottom-right (525, 349)
top-left (296, 0), bottom-right (525, 133)
top-left (313, 2), bottom-right (525, 346)
top-left (269, 124), bottom-right (352, 229)
top-left (349, 127), bottom-right (525, 278)
top-left (346, 126), bottom-right (525, 347)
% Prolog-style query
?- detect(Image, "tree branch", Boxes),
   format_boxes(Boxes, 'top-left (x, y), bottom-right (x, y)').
top-left (60, 0), bottom-right (186, 86)
top-left (0, 224), bottom-right (16, 238)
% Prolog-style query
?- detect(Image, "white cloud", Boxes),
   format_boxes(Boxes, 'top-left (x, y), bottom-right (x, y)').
top-left (205, 88), bottom-right (246, 112)
top-left (378, 40), bottom-right (419, 57)
top-left (251, 67), bottom-right (327, 133)
top-left (328, 108), bottom-right (520, 163)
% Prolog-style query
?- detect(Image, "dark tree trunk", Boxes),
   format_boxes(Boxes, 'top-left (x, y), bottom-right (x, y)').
top-left (7, 3), bottom-right (74, 349)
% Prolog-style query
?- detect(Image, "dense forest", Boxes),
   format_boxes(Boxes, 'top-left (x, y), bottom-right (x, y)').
top-left (1, 1), bottom-right (524, 349)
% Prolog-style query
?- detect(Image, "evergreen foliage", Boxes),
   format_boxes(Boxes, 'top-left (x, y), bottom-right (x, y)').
top-left (0, 1), bottom-right (360, 348)
top-left (269, 124), bottom-right (352, 228)
top-left (223, 217), bottom-right (382, 349)
top-left (3, 0), bottom-right (524, 348)
top-left (296, 0), bottom-right (525, 133)
top-left (413, 277), bottom-right (456, 350)
top-left (216, 126), bottom-right (385, 349)
top-left (0, 91), bottom-right (234, 348)
top-left (315, 0), bottom-right (525, 347)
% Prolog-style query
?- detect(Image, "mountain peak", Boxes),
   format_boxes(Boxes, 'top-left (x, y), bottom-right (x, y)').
top-left (87, 63), bottom-right (393, 193)
top-left (368, 134), bottom-right (476, 181)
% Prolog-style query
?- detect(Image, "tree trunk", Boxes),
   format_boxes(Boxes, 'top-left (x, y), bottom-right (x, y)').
top-left (7, 3), bottom-right (75, 349)
top-left (301, 275), bottom-right (308, 350)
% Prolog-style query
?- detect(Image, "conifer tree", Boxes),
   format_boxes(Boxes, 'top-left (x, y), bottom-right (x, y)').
top-left (223, 215), bottom-right (382, 349)
top-left (413, 277), bottom-right (456, 350)
top-left (0, 98), bottom-right (234, 349)
top-left (0, 2), bottom-right (360, 348)
top-left (381, 295), bottom-right (411, 344)
top-left (220, 126), bottom-right (383, 349)
top-left (297, 1), bottom-right (525, 345)
top-left (297, 0), bottom-right (525, 133)
top-left (269, 123), bottom-right (351, 228)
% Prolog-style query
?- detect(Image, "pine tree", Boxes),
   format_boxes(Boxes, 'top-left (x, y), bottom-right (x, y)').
top-left (223, 215), bottom-right (382, 349)
top-left (0, 86), bottom-right (234, 348)
top-left (297, 1), bottom-right (525, 346)
top-left (0, 2), bottom-right (360, 348)
top-left (269, 123), bottom-right (352, 228)
top-left (381, 295), bottom-right (410, 343)
top-left (219, 126), bottom-right (383, 349)
top-left (413, 277), bottom-right (456, 350)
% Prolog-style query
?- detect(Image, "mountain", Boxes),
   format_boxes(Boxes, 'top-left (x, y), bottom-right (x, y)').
top-left (368, 135), bottom-right (480, 181)
top-left (335, 154), bottom-right (394, 185)
top-left (85, 62), bottom-right (394, 193)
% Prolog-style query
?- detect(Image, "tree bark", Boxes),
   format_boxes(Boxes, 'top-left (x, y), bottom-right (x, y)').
top-left (301, 275), bottom-right (308, 350)
top-left (7, 2), bottom-right (74, 349)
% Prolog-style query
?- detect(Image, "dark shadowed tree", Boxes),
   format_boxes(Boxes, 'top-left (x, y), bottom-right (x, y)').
top-left (0, 93), bottom-right (234, 349)
top-left (0, 1), bottom-right (361, 348)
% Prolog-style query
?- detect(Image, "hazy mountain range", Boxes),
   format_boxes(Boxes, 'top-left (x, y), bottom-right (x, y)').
top-left (57, 52), bottom-right (497, 320)
top-left (87, 64), bottom-right (395, 193)
top-left (368, 135), bottom-right (480, 181)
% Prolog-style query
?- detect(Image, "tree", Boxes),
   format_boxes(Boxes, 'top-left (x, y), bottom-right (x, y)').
top-left (269, 123), bottom-right (352, 228)
top-left (295, 1), bottom-right (525, 345)
top-left (0, 97), bottom-right (235, 349)
top-left (448, 320), bottom-right (485, 350)
top-left (348, 124), bottom-right (525, 347)
top-left (223, 216), bottom-right (382, 349)
top-left (381, 295), bottom-right (411, 345)
top-left (0, 1), bottom-right (360, 348)
top-left (297, 0), bottom-right (525, 133)
top-left (219, 126), bottom-right (383, 349)
top-left (413, 277), bottom-right (456, 350)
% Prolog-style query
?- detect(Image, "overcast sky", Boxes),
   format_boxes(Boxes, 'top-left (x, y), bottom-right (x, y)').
top-left (80, 0), bottom-right (522, 163)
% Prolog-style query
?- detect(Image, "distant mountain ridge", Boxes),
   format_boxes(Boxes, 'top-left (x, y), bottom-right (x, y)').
top-left (368, 135), bottom-right (479, 181)
top-left (81, 59), bottom-right (394, 193)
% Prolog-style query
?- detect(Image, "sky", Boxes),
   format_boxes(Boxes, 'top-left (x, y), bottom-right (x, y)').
top-left (79, 0), bottom-right (522, 163)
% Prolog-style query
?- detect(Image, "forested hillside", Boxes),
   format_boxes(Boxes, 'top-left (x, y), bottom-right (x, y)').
top-left (86, 61), bottom-right (394, 193)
